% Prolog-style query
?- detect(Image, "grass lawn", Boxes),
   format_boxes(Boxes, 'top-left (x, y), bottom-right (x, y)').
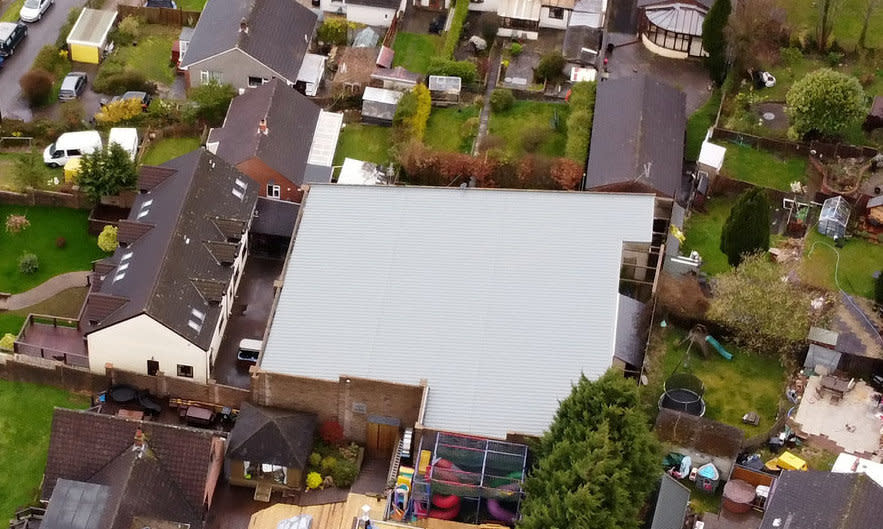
top-left (425, 106), bottom-right (479, 153)
top-left (718, 143), bottom-right (806, 191)
top-left (0, 205), bottom-right (105, 294)
top-left (141, 136), bottom-right (201, 165)
top-left (657, 327), bottom-right (786, 435)
top-left (333, 124), bottom-right (392, 166)
top-left (488, 101), bottom-right (569, 158)
top-left (0, 287), bottom-right (88, 336)
top-left (800, 230), bottom-right (883, 299)
top-left (100, 25), bottom-right (178, 87)
top-left (0, 153), bottom-right (58, 192)
top-left (779, 0), bottom-right (883, 50)
top-left (177, 0), bottom-right (208, 10)
top-left (0, 380), bottom-right (89, 521)
top-left (392, 32), bottom-right (443, 74)
top-left (682, 194), bottom-right (739, 276)
top-left (685, 90), bottom-right (721, 161)
top-left (0, 0), bottom-right (23, 22)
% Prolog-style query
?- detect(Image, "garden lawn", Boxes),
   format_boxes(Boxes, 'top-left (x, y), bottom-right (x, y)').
top-left (0, 205), bottom-right (105, 294)
top-left (99, 25), bottom-right (178, 88)
top-left (425, 106), bottom-right (478, 153)
top-left (658, 327), bottom-right (786, 435)
top-left (682, 194), bottom-right (739, 276)
top-left (0, 154), bottom-right (57, 192)
top-left (488, 101), bottom-right (569, 158)
top-left (685, 90), bottom-right (721, 161)
top-left (719, 143), bottom-right (806, 191)
top-left (0, 287), bottom-right (88, 336)
top-left (779, 0), bottom-right (883, 50)
top-left (141, 137), bottom-right (202, 165)
top-left (0, 380), bottom-right (89, 521)
top-left (392, 32), bottom-right (443, 74)
top-left (800, 230), bottom-right (883, 299)
top-left (333, 124), bottom-right (392, 166)
top-left (177, 0), bottom-right (208, 10)
top-left (0, 0), bottom-right (23, 22)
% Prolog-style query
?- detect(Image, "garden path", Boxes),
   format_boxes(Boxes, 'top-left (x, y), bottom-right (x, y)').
top-left (472, 44), bottom-right (501, 156)
top-left (0, 271), bottom-right (89, 311)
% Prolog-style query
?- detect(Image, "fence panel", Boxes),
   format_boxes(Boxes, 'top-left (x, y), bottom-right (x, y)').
top-left (117, 5), bottom-right (201, 27)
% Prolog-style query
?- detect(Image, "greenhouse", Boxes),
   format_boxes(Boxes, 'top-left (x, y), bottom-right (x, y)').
top-left (818, 195), bottom-right (850, 239)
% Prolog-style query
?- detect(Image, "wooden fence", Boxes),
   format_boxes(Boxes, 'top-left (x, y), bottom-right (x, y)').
top-left (712, 127), bottom-right (879, 160)
top-left (117, 5), bottom-right (201, 26)
top-left (0, 188), bottom-right (89, 209)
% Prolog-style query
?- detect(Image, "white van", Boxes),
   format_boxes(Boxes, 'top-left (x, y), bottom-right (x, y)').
top-left (43, 131), bottom-right (102, 167)
top-left (108, 128), bottom-right (139, 161)
top-left (237, 338), bottom-right (262, 363)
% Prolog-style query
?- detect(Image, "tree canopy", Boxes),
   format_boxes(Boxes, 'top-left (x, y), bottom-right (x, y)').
top-left (78, 143), bottom-right (138, 203)
top-left (518, 370), bottom-right (660, 529)
top-left (724, 0), bottom-right (788, 73)
top-left (701, 0), bottom-right (731, 85)
top-left (786, 68), bottom-right (866, 140)
top-left (720, 187), bottom-right (770, 267)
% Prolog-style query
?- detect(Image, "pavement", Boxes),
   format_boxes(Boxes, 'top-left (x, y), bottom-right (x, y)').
top-left (0, 270), bottom-right (89, 310)
top-left (472, 43), bottom-right (500, 155)
top-left (0, 0), bottom-right (89, 122)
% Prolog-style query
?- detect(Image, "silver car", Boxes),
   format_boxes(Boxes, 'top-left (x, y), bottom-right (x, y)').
top-left (58, 72), bottom-right (87, 101)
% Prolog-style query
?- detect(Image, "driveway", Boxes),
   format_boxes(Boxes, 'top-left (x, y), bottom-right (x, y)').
top-left (0, 0), bottom-right (88, 122)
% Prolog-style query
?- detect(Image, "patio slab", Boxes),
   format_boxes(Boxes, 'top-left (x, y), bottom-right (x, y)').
top-left (792, 375), bottom-right (883, 455)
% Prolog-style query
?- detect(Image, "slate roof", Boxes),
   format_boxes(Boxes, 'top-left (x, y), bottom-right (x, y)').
top-left (180, 0), bottom-right (317, 82)
top-left (759, 472), bottom-right (883, 529)
top-left (348, 0), bottom-right (399, 8)
top-left (614, 295), bottom-right (649, 368)
top-left (42, 409), bottom-right (222, 527)
top-left (563, 24), bottom-right (602, 63)
top-left (81, 149), bottom-right (257, 350)
top-left (649, 475), bottom-right (691, 529)
top-left (227, 403), bottom-right (317, 469)
top-left (252, 196), bottom-right (299, 237)
top-left (585, 75), bottom-right (687, 200)
top-left (208, 78), bottom-right (321, 189)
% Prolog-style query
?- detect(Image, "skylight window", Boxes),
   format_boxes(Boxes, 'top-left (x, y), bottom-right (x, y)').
top-left (121, 251), bottom-right (133, 262)
top-left (137, 208), bottom-right (150, 219)
top-left (235, 178), bottom-right (247, 190)
top-left (113, 271), bottom-right (126, 282)
top-left (187, 320), bottom-right (203, 332)
top-left (118, 262), bottom-right (129, 272)
top-left (142, 199), bottom-right (154, 207)
top-left (231, 188), bottom-right (244, 200)
top-left (190, 308), bottom-right (206, 321)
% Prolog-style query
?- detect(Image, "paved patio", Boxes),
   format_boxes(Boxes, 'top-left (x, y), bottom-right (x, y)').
top-left (792, 375), bottom-right (883, 456)
top-left (701, 509), bottom-right (763, 529)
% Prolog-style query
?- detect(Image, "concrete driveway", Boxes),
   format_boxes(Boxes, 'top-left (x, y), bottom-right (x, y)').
top-left (0, 0), bottom-right (88, 122)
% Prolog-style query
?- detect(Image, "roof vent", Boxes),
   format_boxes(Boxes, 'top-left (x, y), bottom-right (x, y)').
top-left (259, 118), bottom-right (268, 135)
top-left (240, 18), bottom-right (248, 33)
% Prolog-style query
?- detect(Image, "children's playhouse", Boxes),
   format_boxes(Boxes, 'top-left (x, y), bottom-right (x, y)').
top-left (387, 432), bottom-right (529, 526)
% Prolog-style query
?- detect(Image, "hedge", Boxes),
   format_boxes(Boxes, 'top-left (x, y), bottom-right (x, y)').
top-left (443, 0), bottom-right (469, 58)
top-left (564, 81), bottom-right (596, 166)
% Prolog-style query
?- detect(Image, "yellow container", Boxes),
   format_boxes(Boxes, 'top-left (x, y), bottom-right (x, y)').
top-left (777, 451), bottom-right (808, 471)
top-left (64, 158), bottom-right (82, 183)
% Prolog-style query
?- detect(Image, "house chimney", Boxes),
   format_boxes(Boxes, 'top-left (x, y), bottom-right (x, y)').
top-left (259, 118), bottom-right (268, 135)
top-left (134, 428), bottom-right (144, 446)
top-left (239, 18), bottom-right (249, 34)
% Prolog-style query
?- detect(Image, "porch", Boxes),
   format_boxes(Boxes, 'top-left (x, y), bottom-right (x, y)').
top-left (14, 314), bottom-right (88, 368)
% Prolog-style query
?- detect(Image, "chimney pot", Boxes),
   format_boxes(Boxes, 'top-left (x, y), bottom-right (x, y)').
top-left (259, 118), bottom-right (268, 135)
top-left (240, 18), bottom-right (248, 33)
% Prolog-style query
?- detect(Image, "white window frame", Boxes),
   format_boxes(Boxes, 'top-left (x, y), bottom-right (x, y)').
top-left (200, 70), bottom-right (222, 84)
top-left (248, 76), bottom-right (268, 87)
top-left (267, 184), bottom-right (281, 198)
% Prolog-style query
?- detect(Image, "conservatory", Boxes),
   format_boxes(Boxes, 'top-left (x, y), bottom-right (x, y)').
top-left (818, 195), bottom-right (850, 239)
top-left (638, 1), bottom-right (708, 59)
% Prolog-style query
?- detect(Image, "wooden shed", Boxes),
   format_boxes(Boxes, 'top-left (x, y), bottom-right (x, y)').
top-left (67, 9), bottom-right (117, 64)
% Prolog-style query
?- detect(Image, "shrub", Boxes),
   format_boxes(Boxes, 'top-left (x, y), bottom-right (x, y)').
top-left (93, 69), bottom-right (154, 96)
top-left (5, 214), bottom-right (30, 234)
top-left (57, 8), bottom-right (82, 48)
top-left (56, 237), bottom-right (67, 248)
top-left (19, 253), bottom-right (39, 274)
top-left (786, 69), bottom-right (865, 140)
top-left (309, 452), bottom-right (322, 467)
top-left (701, 0), bottom-right (731, 85)
top-left (20, 69), bottom-right (54, 107)
top-left (521, 126), bottom-right (550, 151)
top-left (306, 471), bottom-right (323, 490)
top-left (13, 149), bottom-right (46, 190)
top-left (443, 0), bottom-right (470, 58)
top-left (319, 420), bottom-right (344, 444)
top-left (565, 82), bottom-right (596, 166)
top-left (331, 459), bottom-right (359, 488)
top-left (186, 81), bottom-right (236, 126)
top-left (98, 225), bottom-right (119, 252)
top-left (32, 45), bottom-right (68, 78)
top-left (826, 51), bottom-right (844, 67)
top-left (779, 46), bottom-right (803, 67)
top-left (0, 333), bottom-right (15, 352)
top-left (509, 42), bottom-right (523, 57)
top-left (393, 84), bottom-right (431, 143)
top-left (490, 88), bottom-right (514, 112)
top-left (321, 456), bottom-right (338, 473)
top-left (461, 116), bottom-right (479, 138)
top-left (60, 101), bottom-right (85, 128)
top-left (535, 53), bottom-right (566, 83)
top-left (79, 144), bottom-right (138, 202)
top-left (95, 98), bottom-right (143, 125)
top-left (317, 18), bottom-right (352, 46)
top-left (114, 16), bottom-right (142, 46)
top-left (427, 58), bottom-right (478, 84)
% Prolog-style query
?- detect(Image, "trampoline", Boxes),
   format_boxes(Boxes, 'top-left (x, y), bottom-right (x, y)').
top-left (658, 373), bottom-right (706, 416)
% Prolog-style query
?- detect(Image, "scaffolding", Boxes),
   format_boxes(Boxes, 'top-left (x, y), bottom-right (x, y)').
top-left (407, 432), bottom-right (529, 525)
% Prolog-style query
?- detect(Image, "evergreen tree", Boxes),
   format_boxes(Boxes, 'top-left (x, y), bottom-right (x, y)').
top-left (518, 371), bottom-right (660, 529)
top-left (702, 0), bottom-right (732, 85)
top-left (720, 187), bottom-right (770, 267)
top-left (78, 143), bottom-right (138, 203)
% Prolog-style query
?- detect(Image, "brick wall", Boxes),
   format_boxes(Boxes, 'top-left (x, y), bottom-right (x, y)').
top-left (251, 370), bottom-right (426, 442)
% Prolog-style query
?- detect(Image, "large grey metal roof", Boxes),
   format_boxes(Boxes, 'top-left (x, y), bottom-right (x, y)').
top-left (649, 475), bottom-right (690, 529)
top-left (260, 186), bottom-right (655, 438)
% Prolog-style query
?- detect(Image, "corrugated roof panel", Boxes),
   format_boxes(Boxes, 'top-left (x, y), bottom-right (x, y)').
top-left (261, 186), bottom-right (654, 438)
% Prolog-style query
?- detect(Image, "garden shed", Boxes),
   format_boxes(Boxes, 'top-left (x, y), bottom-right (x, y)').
top-left (818, 195), bottom-right (851, 239)
top-left (428, 75), bottom-right (461, 106)
top-left (867, 195), bottom-right (883, 227)
top-left (361, 87), bottom-right (402, 126)
top-left (66, 8), bottom-right (117, 64)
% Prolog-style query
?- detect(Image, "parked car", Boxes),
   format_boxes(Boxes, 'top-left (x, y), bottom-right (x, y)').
top-left (110, 91), bottom-right (152, 111)
top-left (43, 131), bottom-right (102, 168)
top-left (108, 127), bottom-right (139, 161)
top-left (19, 0), bottom-right (53, 23)
top-left (58, 72), bottom-right (88, 101)
top-left (0, 22), bottom-right (27, 57)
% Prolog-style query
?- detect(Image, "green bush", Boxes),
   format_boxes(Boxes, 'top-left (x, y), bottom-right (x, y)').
top-left (317, 18), bottom-right (352, 46)
top-left (534, 53), bottom-right (566, 83)
top-left (309, 452), bottom-right (322, 467)
top-left (490, 88), bottom-right (515, 112)
top-left (186, 81), bottom-right (236, 126)
top-left (564, 82), bottom-right (596, 165)
top-left (18, 253), bottom-right (39, 274)
top-left (93, 68), bottom-right (154, 96)
top-left (32, 45), bottom-right (68, 78)
top-left (393, 84), bottom-right (431, 142)
top-left (780, 46), bottom-right (803, 67)
top-left (331, 458), bottom-right (359, 488)
top-left (443, 0), bottom-right (469, 58)
top-left (60, 101), bottom-right (85, 128)
top-left (306, 471), bottom-right (322, 490)
top-left (320, 456), bottom-right (338, 473)
top-left (0, 333), bottom-right (15, 352)
top-left (427, 57), bottom-right (478, 84)
top-left (786, 68), bottom-right (865, 140)
top-left (113, 16), bottom-right (143, 47)
top-left (510, 42), bottom-right (523, 57)
top-left (57, 8), bottom-right (82, 49)
top-left (826, 51), bottom-right (844, 67)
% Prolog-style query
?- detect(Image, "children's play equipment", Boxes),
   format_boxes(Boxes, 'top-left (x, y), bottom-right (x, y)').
top-left (399, 432), bottom-right (528, 525)
top-left (695, 463), bottom-right (720, 493)
top-left (659, 373), bottom-right (707, 416)
top-left (389, 466), bottom-right (414, 521)
top-left (705, 335), bottom-right (733, 360)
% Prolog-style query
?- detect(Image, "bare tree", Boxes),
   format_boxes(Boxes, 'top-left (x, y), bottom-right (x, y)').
top-left (725, 0), bottom-right (788, 73)
top-left (859, 0), bottom-right (882, 49)
top-left (817, 0), bottom-right (844, 51)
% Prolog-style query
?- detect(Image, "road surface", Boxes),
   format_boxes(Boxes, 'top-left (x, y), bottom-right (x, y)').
top-left (0, 0), bottom-right (86, 122)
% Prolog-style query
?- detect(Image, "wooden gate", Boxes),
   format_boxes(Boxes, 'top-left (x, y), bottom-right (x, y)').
top-left (366, 415), bottom-right (400, 458)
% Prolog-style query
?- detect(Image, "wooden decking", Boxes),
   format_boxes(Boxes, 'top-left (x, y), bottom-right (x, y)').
top-left (248, 493), bottom-right (387, 529)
